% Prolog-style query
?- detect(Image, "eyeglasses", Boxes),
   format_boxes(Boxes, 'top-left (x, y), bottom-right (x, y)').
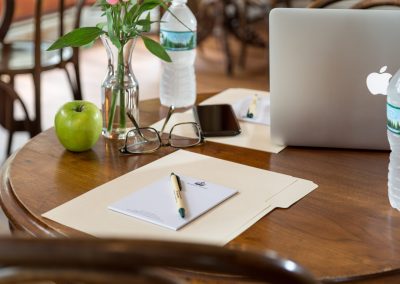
top-left (119, 106), bottom-right (204, 155)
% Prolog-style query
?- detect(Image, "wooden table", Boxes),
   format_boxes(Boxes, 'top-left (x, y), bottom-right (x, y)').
top-left (1, 93), bottom-right (400, 283)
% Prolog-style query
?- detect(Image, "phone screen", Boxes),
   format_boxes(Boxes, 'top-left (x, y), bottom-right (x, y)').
top-left (193, 104), bottom-right (241, 137)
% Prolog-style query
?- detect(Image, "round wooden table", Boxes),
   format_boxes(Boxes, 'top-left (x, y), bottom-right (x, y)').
top-left (1, 94), bottom-right (400, 283)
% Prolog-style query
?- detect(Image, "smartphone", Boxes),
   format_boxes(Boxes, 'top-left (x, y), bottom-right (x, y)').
top-left (193, 104), bottom-right (241, 137)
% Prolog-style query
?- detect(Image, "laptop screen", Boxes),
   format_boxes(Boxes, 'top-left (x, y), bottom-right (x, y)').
top-left (269, 8), bottom-right (400, 150)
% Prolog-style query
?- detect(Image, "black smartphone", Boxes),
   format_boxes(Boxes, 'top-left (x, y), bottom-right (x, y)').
top-left (193, 104), bottom-right (241, 137)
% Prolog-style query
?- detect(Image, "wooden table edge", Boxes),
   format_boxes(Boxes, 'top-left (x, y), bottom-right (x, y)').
top-left (1, 94), bottom-right (399, 283)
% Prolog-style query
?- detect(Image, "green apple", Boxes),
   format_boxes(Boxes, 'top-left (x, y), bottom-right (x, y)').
top-left (55, 100), bottom-right (102, 152)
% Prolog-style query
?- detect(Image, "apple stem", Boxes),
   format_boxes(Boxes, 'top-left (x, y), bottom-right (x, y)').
top-left (76, 104), bottom-right (84, 112)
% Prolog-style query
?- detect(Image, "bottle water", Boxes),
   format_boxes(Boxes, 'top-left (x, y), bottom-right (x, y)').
top-left (386, 68), bottom-right (400, 209)
top-left (160, 0), bottom-right (197, 107)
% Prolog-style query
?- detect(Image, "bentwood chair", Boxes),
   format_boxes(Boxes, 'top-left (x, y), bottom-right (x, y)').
top-left (309, 0), bottom-right (400, 8)
top-left (236, 0), bottom-right (270, 68)
top-left (0, 81), bottom-right (34, 155)
top-left (187, 0), bottom-right (217, 45)
top-left (0, 237), bottom-right (319, 284)
top-left (226, 0), bottom-right (292, 72)
top-left (188, 0), bottom-right (269, 75)
top-left (0, 0), bottom-right (86, 156)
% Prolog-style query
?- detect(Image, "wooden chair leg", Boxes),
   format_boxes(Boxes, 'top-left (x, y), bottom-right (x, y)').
top-left (217, 1), bottom-right (233, 75)
top-left (32, 72), bottom-right (42, 135)
top-left (239, 1), bottom-right (249, 69)
top-left (63, 51), bottom-right (83, 101)
top-left (0, 81), bottom-right (33, 157)
top-left (6, 131), bottom-right (13, 157)
top-left (73, 61), bottom-right (83, 101)
top-left (64, 67), bottom-right (77, 100)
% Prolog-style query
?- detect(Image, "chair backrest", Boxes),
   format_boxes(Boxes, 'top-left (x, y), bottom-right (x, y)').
top-left (0, 238), bottom-right (318, 284)
top-left (0, 0), bottom-right (14, 42)
top-left (0, 81), bottom-right (32, 132)
top-left (352, 0), bottom-right (400, 8)
top-left (0, 0), bottom-right (86, 41)
top-left (180, 1), bottom-right (216, 44)
top-left (0, 0), bottom-right (86, 67)
top-left (32, 0), bottom-right (86, 67)
top-left (309, 0), bottom-right (400, 8)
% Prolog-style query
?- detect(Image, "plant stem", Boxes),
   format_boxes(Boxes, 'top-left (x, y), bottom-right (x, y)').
top-left (106, 46), bottom-right (125, 133)
top-left (118, 46), bottom-right (125, 128)
top-left (106, 88), bottom-right (117, 133)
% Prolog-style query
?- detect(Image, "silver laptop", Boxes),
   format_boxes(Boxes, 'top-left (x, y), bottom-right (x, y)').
top-left (269, 8), bottom-right (400, 150)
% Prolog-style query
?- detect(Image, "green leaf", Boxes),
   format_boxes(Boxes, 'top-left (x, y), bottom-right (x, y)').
top-left (158, 0), bottom-right (172, 10)
top-left (140, 0), bottom-right (163, 11)
top-left (138, 13), bottom-right (151, 33)
top-left (47, 27), bottom-right (104, 50)
top-left (137, 19), bottom-right (159, 27)
top-left (137, 0), bottom-right (164, 19)
top-left (106, 8), bottom-right (121, 49)
top-left (142, 35), bottom-right (171, 62)
top-left (126, 4), bottom-right (139, 25)
top-left (96, 22), bottom-right (107, 30)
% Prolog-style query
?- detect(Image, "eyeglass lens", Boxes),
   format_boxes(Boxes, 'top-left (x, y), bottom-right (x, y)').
top-left (125, 128), bottom-right (160, 153)
top-left (169, 123), bottom-right (201, 148)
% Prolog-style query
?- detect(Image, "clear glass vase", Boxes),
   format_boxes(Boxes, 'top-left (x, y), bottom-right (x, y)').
top-left (101, 36), bottom-right (139, 140)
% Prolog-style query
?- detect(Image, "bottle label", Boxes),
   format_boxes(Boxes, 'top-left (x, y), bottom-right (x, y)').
top-left (160, 30), bottom-right (196, 51)
top-left (387, 102), bottom-right (400, 134)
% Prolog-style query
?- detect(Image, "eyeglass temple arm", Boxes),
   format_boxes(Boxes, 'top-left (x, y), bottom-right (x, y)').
top-left (126, 112), bottom-right (148, 140)
top-left (159, 105), bottom-right (175, 134)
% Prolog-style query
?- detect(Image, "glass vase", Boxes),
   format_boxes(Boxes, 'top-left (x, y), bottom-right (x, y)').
top-left (101, 36), bottom-right (139, 140)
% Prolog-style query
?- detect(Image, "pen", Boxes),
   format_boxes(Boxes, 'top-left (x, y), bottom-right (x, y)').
top-left (246, 94), bottom-right (259, 118)
top-left (170, 172), bottom-right (186, 218)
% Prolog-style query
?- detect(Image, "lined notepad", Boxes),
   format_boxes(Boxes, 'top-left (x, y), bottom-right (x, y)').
top-left (109, 175), bottom-right (238, 230)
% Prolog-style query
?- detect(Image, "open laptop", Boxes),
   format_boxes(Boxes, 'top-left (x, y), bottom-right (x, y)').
top-left (269, 8), bottom-right (400, 150)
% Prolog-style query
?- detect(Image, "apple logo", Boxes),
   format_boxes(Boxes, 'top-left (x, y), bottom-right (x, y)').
top-left (366, 66), bottom-right (392, 95)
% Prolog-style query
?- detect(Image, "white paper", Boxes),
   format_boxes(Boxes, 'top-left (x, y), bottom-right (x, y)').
top-left (231, 94), bottom-right (270, 125)
top-left (151, 88), bottom-right (285, 153)
top-left (109, 175), bottom-right (237, 230)
top-left (42, 150), bottom-right (317, 245)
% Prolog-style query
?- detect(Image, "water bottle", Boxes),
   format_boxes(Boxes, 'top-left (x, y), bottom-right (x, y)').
top-left (386, 68), bottom-right (400, 209)
top-left (160, 0), bottom-right (197, 107)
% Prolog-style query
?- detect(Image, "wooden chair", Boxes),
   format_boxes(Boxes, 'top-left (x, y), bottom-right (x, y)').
top-left (187, 0), bottom-right (217, 45)
top-left (309, 0), bottom-right (400, 8)
top-left (185, 0), bottom-right (236, 75)
top-left (0, 0), bottom-right (86, 154)
top-left (0, 0), bottom-right (12, 42)
top-left (0, 237), bottom-right (319, 284)
top-left (352, 0), bottom-right (400, 8)
top-left (235, 0), bottom-right (293, 70)
top-left (191, 0), bottom-right (270, 75)
top-left (0, 81), bottom-right (34, 156)
top-left (236, 0), bottom-right (270, 69)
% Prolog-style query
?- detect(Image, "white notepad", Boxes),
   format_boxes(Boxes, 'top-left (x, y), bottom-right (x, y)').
top-left (109, 175), bottom-right (237, 230)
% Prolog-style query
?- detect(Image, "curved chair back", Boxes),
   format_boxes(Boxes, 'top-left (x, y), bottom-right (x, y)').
top-left (352, 0), bottom-right (400, 8)
top-left (0, 238), bottom-right (319, 284)
top-left (168, 1), bottom-right (216, 45)
top-left (0, 81), bottom-right (34, 155)
top-left (0, 0), bottom-right (87, 156)
top-left (309, 0), bottom-right (400, 8)
top-left (31, 0), bottom-right (86, 79)
top-left (0, 0), bottom-right (13, 41)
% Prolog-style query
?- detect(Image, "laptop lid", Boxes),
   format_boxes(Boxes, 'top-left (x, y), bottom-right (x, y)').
top-left (269, 8), bottom-right (400, 150)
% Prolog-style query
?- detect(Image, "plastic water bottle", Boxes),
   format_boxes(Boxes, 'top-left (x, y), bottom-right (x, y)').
top-left (160, 0), bottom-right (197, 107)
top-left (386, 68), bottom-right (400, 209)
